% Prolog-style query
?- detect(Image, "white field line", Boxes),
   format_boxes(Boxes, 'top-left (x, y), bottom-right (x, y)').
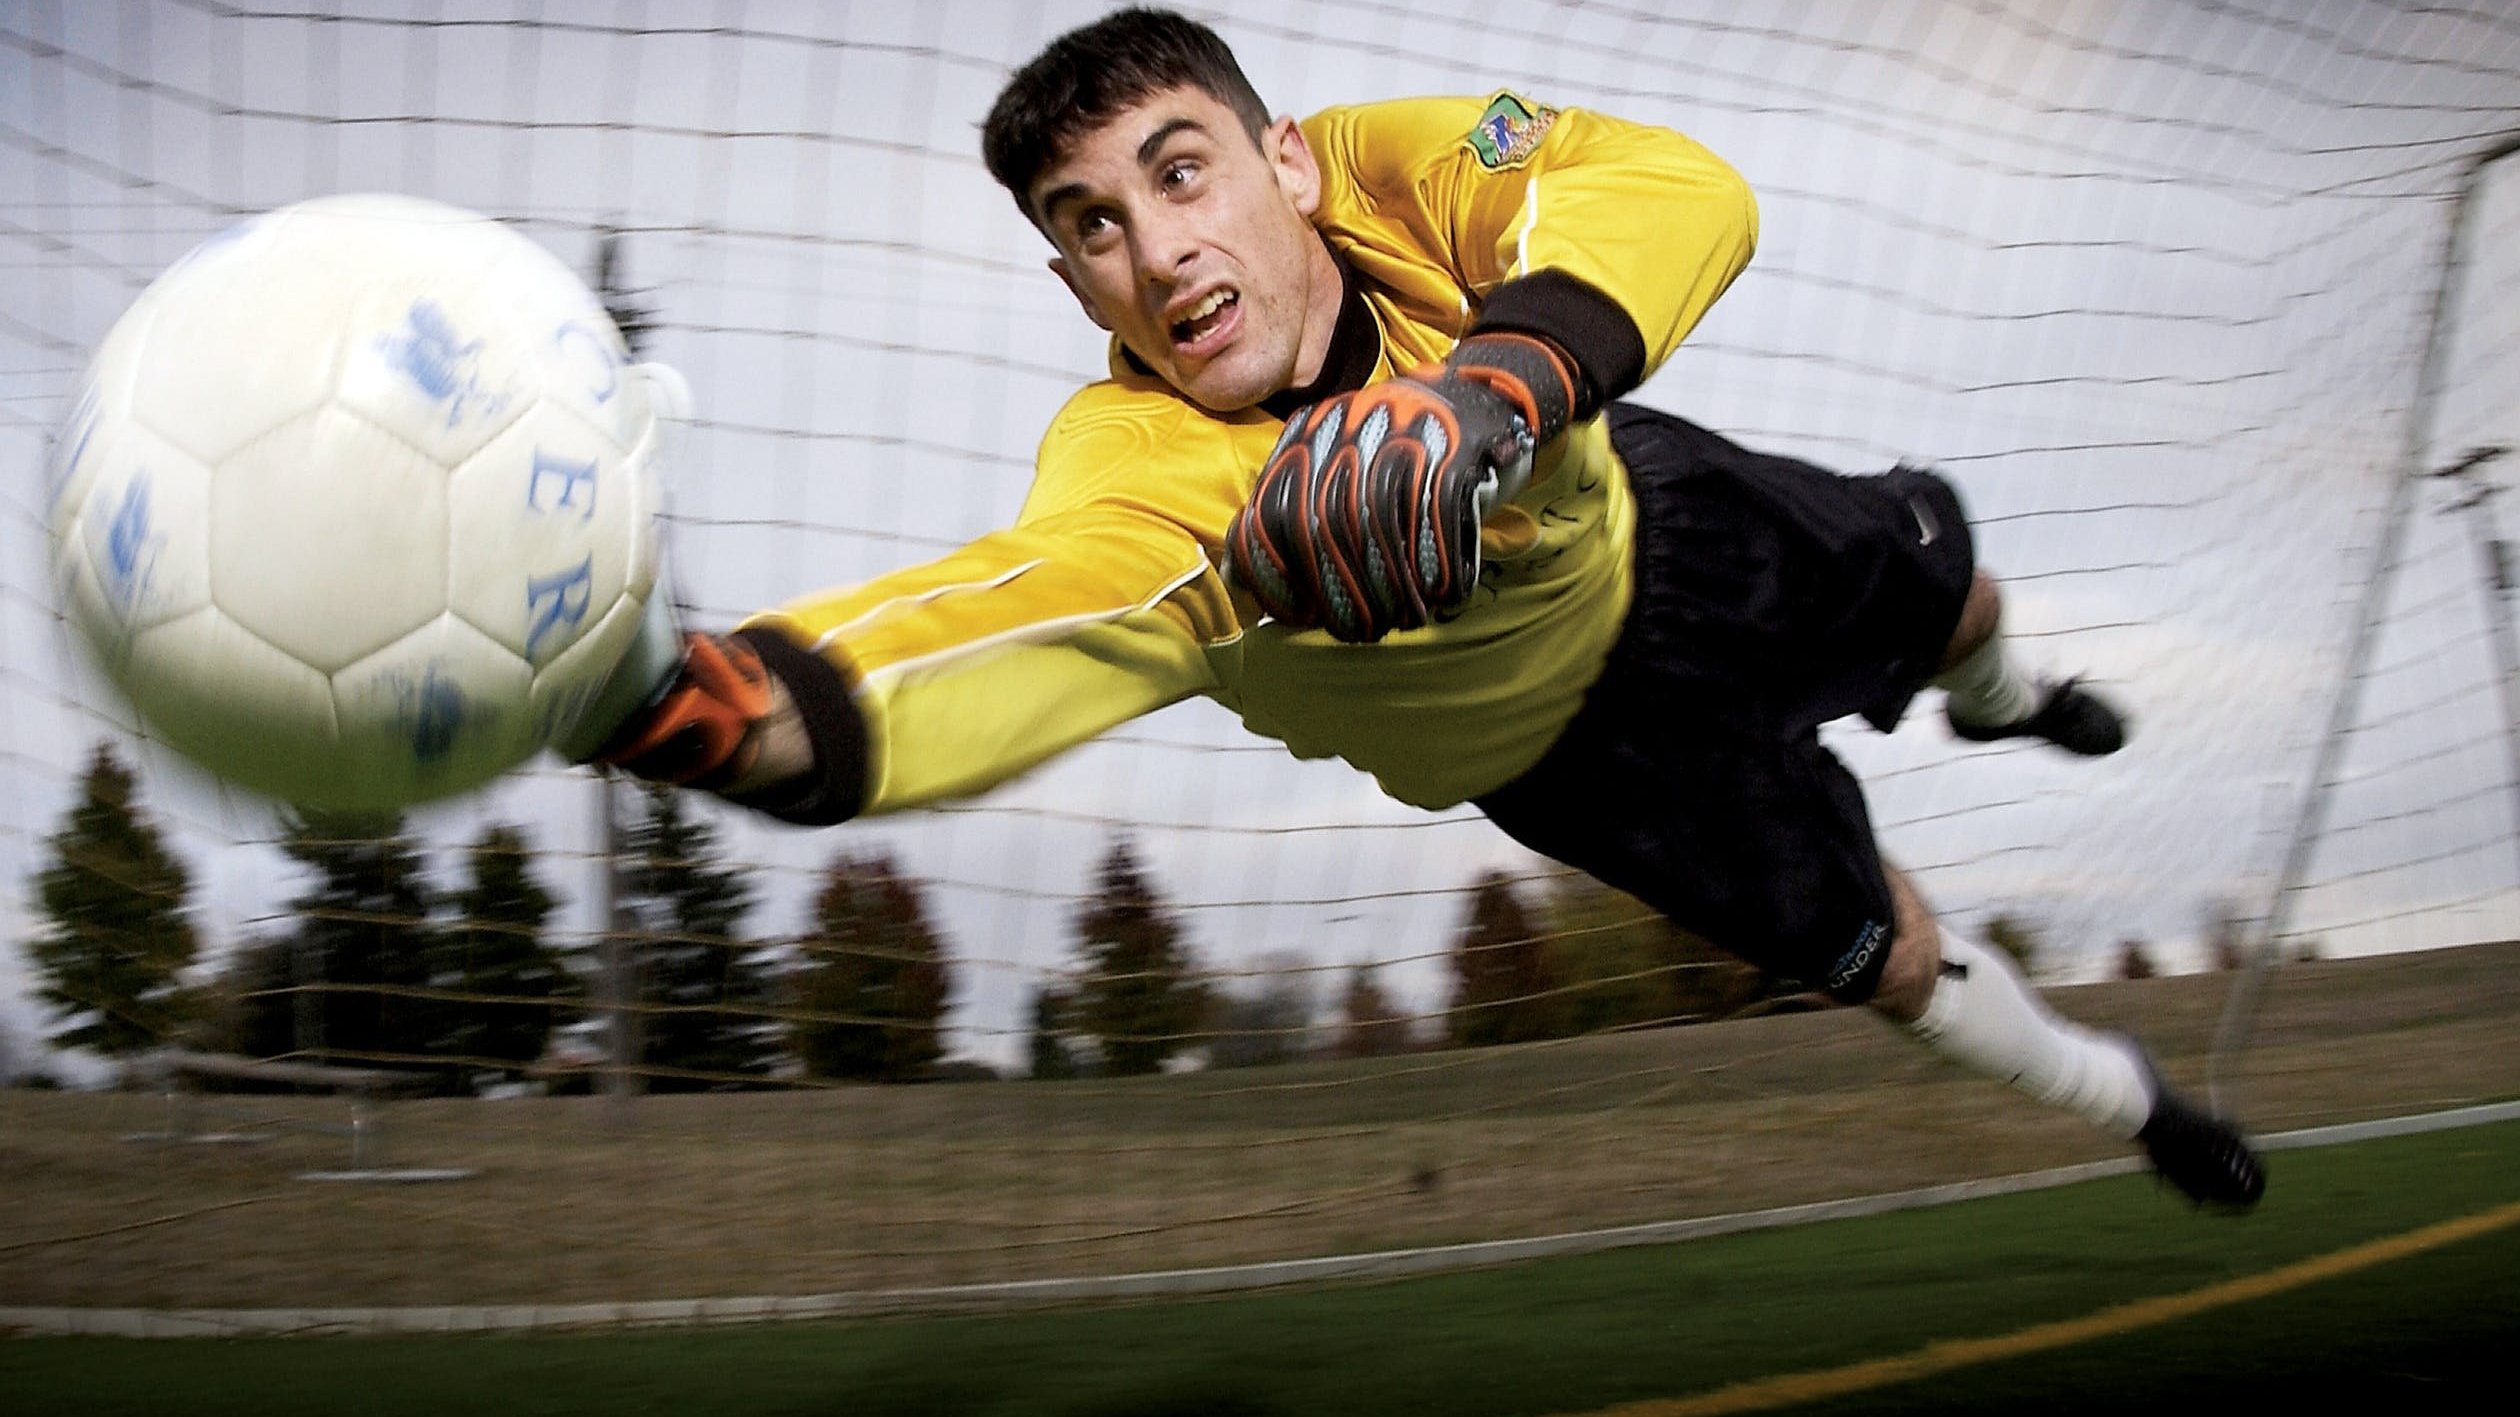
top-left (5, 1100), bottom-right (2516, 1339)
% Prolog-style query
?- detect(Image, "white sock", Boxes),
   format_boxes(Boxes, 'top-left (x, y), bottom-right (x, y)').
top-left (1934, 621), bottom-right (2039, 728)
top-left (1907, 931), bottom-right (2155, 1139)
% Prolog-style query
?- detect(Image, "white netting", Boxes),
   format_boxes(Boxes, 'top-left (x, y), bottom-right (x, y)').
top-left (2, 0), bottom-right (2518, 1307)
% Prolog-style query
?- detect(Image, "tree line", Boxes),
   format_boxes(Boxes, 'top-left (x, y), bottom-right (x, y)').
top-left (24, 745), bottom-right (955, 1093)
top-left (36, 742), bottom-right (2191, 1095)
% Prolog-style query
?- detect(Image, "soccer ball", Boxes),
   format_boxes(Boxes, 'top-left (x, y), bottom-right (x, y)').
top-left (46, 194), bottom-right (680, 812)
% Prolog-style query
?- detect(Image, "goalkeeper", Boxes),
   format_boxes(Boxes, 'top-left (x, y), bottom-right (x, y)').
top-left (594, 7), bottom-right (2262, 1207)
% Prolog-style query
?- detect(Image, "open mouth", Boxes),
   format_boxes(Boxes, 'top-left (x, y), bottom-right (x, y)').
top-left (1169, 288), bottom-right (1239, 348)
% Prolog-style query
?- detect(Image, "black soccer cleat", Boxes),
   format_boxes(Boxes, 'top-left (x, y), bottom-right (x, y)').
top-left (2134, 1062), bottom-right (2266, 1210)
top-left (1948, 677), bottom-right (2128, 756)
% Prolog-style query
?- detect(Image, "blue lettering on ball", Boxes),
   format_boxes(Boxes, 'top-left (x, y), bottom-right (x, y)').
top-left (554, 320), bottom-right (622, 404)
top-left (104, 473), bottom-right (154, 606)
top-left (401, 664), bottom-right (468, 764)
top-left (376, 299), bottom-right (511, 429)
top-left (525, 448), bottom-right (599, 518)
top-left (524, 555), bottom-right (594, 661)
top-left (395, 300), bottom-right (476, 400)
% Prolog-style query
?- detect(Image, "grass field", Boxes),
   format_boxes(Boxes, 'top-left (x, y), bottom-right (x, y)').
top-left (2, 944), bottom-right (2517, 1311)
top-left (4, 1117), bottom-right (2514, 1415)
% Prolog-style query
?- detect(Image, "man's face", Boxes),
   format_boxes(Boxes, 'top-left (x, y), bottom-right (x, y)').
top-left (1029, 86), bottom-right (1340, 414)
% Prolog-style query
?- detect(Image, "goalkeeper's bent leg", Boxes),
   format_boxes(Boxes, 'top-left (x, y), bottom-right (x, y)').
top-left (1870, 866), bottom-right (2264, 1205)
top-left (1870, 865), bottom-right (2152, 1138)
top-left (1905, 928), bottom-right (2153, 1138)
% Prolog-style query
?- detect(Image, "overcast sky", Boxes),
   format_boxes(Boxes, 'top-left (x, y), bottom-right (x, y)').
top-left (4, 0), bottom-right (2518, 1073)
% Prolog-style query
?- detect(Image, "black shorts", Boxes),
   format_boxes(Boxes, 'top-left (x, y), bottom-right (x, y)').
top-left (1475, 403), bottom-right (1975, 1002)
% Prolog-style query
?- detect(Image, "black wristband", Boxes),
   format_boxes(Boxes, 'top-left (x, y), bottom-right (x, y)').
top-left (1470, 270), bottom-right (1648, 420)
top-left (726, 626), bottom-right (868, 826)
top-left (1447, 333), bottom-right (1577, 447)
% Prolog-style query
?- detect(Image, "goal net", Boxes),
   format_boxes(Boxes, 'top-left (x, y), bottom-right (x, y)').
top-left (3, 0), bottom-right (2516, 1317)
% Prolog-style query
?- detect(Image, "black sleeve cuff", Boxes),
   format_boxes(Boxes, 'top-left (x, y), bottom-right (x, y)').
top-left (1470, 270), bottom-right (1649, 420)
top-left (728, 626), bottom-right (868, 827)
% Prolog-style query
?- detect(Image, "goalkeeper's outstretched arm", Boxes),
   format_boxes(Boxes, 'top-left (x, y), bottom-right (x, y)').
top-left (578, 494), bottom-right (1236, 822)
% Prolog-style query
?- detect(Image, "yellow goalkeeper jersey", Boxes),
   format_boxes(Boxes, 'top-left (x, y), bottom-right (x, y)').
top-left (748, 95), bottom-right (1758, 813)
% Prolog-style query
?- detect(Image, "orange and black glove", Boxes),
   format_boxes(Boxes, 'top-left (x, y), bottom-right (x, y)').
top-left (588, 626), bottom-right (867, 825)
top-left (1224, 332), bottom-right (1578, 643)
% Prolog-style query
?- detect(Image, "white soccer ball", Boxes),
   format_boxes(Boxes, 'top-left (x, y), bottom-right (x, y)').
top-left (46, 194), bottom-right (678, 812)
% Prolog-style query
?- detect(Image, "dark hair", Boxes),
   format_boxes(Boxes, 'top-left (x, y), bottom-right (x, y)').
top-left (982, 8), bottom-right (1271, 225)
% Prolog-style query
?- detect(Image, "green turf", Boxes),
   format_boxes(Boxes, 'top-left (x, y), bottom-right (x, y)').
top-left (7, 1119), bottom-right (2516, 1417)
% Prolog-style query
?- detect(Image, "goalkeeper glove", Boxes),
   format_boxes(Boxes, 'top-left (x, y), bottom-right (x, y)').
top-left (581, 626), bottom-right (867, 825)
top-left (1224, 332), bottom-right (1578, 643)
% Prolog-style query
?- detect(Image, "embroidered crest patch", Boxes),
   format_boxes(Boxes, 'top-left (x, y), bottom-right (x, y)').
top-left (1465, 92), bottom-right (1558, 171)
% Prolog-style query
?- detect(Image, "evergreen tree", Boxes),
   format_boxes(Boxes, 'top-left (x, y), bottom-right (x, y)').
top-left (279, 810), bottom-right (440, 1078)
top-left (1027, 984), bottom-right (1082, 1080)
top-left (1208, 951), bottom-right (1316, 1069)
top-left (2202, 898), bottom-right (2253, 972)
top-left (791, 853), bottom-right (954, 1082)
top-left (30, 743), bottom-right (199, 1057)
top-left (619, 785), bottom-right (774, 1089)
top-left (1333, 963), bottom-right (1413, 1058)
top-left (1070, 839), bottom-right (1206, 1076)
top-left (434, 823), bottom-right (566, 1085)
top-left (2117, 937), bottom-right (2159, 980)
top-left (1447, 871), bottom-right (1551, 1047)
top-left (204, 930), bottom-right (297, 1064)
top-left (1537, 874), bottom-right (1679, 1036)
top-left (1539, 875), bottom-right (1773, 1032)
